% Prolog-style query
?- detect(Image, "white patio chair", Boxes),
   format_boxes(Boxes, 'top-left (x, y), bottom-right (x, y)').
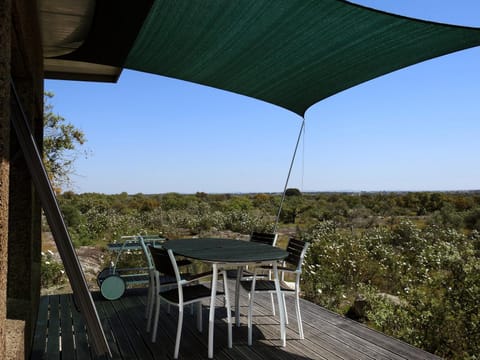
top-left (149, 246), bottom-right (232, 359)
top-left (144, 240), bottom-right (192, 332)
top-left (228, 232), bottom-right (278, 313)
top-left (240, 238), bottom-right (310, 342)
top-left (227, 231), bottom-right (278, 277)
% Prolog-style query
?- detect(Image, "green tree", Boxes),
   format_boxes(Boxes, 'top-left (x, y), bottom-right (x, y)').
top-left (285, 188), bottom-right (302, 197)
top-left (464, 206), bottom-right (480, 231)
top-left (43, 91), bottom-right (87, 191)
top-left (280, 194), bottom-right (312, 224)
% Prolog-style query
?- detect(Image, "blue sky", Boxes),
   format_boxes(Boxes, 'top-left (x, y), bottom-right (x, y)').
top-left (45, 0), bottom-right (480, 194)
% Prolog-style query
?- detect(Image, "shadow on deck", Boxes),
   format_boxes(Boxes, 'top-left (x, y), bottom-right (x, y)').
top-left (31, 282), bottom-right (440, 360)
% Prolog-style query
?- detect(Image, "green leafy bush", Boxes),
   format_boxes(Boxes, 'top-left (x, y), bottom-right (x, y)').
top-left (301, 220), bottom-right (480, 359)
top-left (41, 251), bottom-right (66, 287)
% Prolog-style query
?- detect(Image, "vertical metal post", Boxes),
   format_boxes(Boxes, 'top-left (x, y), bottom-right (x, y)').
top-left (10, 80), bottom-right (111, 358)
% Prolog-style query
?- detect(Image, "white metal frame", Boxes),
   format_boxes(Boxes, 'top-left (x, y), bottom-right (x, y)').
top-left (150, 248), bottom-right (232, 359)
top-left (243, 239), bottom-right (310, 343)
top-left (234, 232), bottom-right (279, 317)
top-left (144, 239), bottom-right (193, 331)
top-left (163, 238), bottom-right (289, 356)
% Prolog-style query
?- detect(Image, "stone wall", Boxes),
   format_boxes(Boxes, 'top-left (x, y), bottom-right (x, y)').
top-left (0, 0), bottom-right (12, 356)
top-left (1, 0), bottom-right (43, 357)
top-left (6, 320), bottom-right (25, 360)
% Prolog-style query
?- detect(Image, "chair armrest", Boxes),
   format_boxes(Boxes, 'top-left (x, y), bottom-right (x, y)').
top-left (278, 268), bottom-right (300, 275)
top-left (181, 268), bottom-right (224, 284)
top-left (176, 259), bottom-right (192, 267)
top-left (259, 265), bottom-right (295, 273)
top-left (183, 271), bottom-right (213, 282)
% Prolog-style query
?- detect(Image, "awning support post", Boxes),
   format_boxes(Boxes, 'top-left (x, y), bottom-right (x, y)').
top-left (274, 117), bottom-right (305, 233)
top-left (10, 79), bottom-right (111, 358)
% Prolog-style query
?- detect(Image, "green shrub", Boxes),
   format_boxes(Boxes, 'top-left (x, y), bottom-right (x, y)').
top-left (41, 251), bottom-right (66, 287)
top-left (301, 220), bottom-right (480, 359)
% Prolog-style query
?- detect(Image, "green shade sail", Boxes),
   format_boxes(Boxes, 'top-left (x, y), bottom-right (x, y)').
top-left (60, 0), bottom-right (480, 116)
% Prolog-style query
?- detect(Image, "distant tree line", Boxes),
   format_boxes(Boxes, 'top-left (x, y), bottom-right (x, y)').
top-left (55, 190), bottom-right (480, 246)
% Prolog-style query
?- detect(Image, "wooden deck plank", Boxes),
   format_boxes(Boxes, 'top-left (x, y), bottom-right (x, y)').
top-left (129, 290), bottom-right (209, 359)
top-left (244, 293), bottom-right (344, 360)
top-left (300, 299), bottom-right (441, 360)
top-left (282, 298), bottom-right (405, 360)
top-left (110, 298), bottom-right (152, 359)
top-left (59, 295), bottom-right (75, 358)
top-left (151, 301), bottom-right (213, 359)
top-left (98, 294), bottom-right (138, 359)
top-left (122, 294), bottom-right (175, 359)
top-left (93, 294), bottom-right (121, 360)
top-left (31, 296), bottom-right (49, 359)
top-left (46, 295), bottom-right (60, 360)
top-left (32, 282), bottom-right (442, 360)
top-left (136, 294), bottom-right (175, 357)
top-left (232, 288), bottom-right (338, 360)
top-left (112, 294), bottom-right (155, 360)
top-left (70, 294), bottom-right (93, 360)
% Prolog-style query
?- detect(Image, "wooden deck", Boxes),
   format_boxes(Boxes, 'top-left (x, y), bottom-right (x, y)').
top-left (31, 282), bottom-right (440, 360)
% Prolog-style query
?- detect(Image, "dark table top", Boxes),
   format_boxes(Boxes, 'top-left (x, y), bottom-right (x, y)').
top-left (163, 238), bottom-right (288, 264)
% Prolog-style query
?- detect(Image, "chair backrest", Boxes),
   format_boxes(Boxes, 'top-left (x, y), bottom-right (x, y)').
top-left (139, 235), bottom-right (155, 270)
top-left (149, 246), bottom-right (186, 303)
top-left (250, 232), bottom-right (278, 246)
top-left (148, 245), bottom-right (176, 277)
top-left (285, 238), bottom-right (309, 271)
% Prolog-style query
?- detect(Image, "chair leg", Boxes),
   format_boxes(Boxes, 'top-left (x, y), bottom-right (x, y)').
top-left (295, 294), bottom-right (304, 339)
top-left (248, 286), bottom-right (256, 346)
top-left (208, 265), bottom-right (219, 358)
top-left (174, 307), bottom-right (184, 359)
top-left (268, 270), bottom-right (275, 315)
top-left (234, 288), bottom-right (240, 326)
top-left (196, 302), bottom-right (203, 332)
top-left (221, 275), bottom-right (226, 308)
top-left (145, 280), bottom-right (152, 319)
top-left (247, 292), bottom-right (253, 345)
top-left (283, 293), bottom-right (289, 325)
top-left (235, 267), bottom-right (242, 327)
top-left (146, 291), bottom-right (156, 332)
top-left (151, 295), bottom-right (161, 342)
top-left (222, 270), bottom-right (232, 349)
top-left (272, 263), bottom-right (286, 347)
top-left (270, 293), bottom-right (276, 316)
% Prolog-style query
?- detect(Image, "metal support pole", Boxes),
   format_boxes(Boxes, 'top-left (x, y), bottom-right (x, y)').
top-left (274, 117), bottom-right (305, 233)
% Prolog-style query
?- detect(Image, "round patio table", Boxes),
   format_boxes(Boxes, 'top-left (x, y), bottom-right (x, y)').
top-left (163, 238), bottom-right (288, 357)
top-left (163, 238), bottom-right (287, 264)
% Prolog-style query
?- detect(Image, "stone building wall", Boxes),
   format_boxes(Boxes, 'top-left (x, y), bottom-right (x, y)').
top-left (0, 0), bottom-right (12, 356)
top-left (0, 0), bottom-right (43, 357)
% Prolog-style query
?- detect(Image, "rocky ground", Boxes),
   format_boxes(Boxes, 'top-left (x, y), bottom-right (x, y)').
top-left (41, 233), bottom-right (107, 295)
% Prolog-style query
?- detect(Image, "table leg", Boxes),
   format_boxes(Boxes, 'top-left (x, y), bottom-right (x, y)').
top-left (235, 266), bottom-right (243, 327)
top-left (208, 264), bottom-right (218, 359)
top-left (222, 270), bottom-right (232, 349)
top-left (247, 272), bottom-right (257, 346)
top-left (273, 262), bottom-right (286, 346)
